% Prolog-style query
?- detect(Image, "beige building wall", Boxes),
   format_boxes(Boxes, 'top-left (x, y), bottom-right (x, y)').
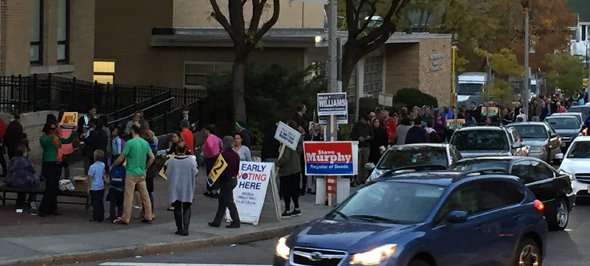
top-left (384, 43), bottom-right (420, 95)
top-left (96, 0), bottom-right (308, 89)
top-left (418, 37), bottom-right (452, 107)
top-left (173, 0), bottom-right (324, 28)
top-left (383, 36), bottom-right (451, 107)
top-left (0, 0), bottom-right (31, 76)
top-left (66, 0), bottom-right (95, 80)
top-left (95, 0), bottom-right (173, 86)
top-left (107, 46), bottom-right (306, 89)
top-left (0, 0), bottom-right (94, 79)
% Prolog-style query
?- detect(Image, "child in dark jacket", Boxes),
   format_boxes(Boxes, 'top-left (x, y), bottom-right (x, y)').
top-left (107, 160), bottom-right (126, 222)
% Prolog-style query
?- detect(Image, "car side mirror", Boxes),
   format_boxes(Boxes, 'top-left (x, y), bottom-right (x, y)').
top-left (365, 163), bottom-right (376, 171)
top-left (447, 210), bottom-right (468, 223)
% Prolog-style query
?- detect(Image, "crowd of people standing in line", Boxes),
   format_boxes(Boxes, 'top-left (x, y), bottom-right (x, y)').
top-left (0, 106), bottom-right (259, 235)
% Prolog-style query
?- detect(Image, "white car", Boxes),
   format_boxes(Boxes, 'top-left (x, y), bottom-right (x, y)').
top-left (558, 136), bottom-right (590, 197)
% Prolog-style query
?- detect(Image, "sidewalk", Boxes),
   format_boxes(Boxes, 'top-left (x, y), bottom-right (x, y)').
top-left (0, 158), bottom-right (333, 265)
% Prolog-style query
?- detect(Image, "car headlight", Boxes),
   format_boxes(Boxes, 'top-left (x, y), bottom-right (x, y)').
top-left (350, 244), bottom-right (397, 265)
top-left (275, 236), bottom-right (290, 260)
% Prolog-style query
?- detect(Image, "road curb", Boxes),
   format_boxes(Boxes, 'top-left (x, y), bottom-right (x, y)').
top-left (0, 223), bottom-right (300, 266)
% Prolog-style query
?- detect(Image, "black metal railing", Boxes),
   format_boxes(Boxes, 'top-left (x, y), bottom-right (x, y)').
top-left (149, 100), bottom-right (201, 136)
top-left (0, 74), bottom-right (207, 114)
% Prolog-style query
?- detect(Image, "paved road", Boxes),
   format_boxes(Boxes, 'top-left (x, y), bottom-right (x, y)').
top-left (80, 204), bottom-right (590, 266)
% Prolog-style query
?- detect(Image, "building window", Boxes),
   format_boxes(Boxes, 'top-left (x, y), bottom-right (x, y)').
top-left (582, 24), bottom-right (588, 41)
top-left (184, 62), bottom-right (232, 90)
top-left (30, 0), bottom-right (43, 64)
top-left (363, 52), bottom-right (383, 94)
top-left (93, 60), bottom-right (115, 84)
top-left (57, 0), bottom-right (69, 63)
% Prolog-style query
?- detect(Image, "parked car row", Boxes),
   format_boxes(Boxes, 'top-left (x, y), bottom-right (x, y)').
top-left (274, 111), bottom-right (590, 266)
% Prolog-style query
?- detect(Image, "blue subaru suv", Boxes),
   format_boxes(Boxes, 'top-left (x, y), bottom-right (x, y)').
top-left (274, 170), bottom-right (546, 266)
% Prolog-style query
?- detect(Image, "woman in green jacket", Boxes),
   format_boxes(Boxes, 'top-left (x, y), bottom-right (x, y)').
top-left (39, 123), bottom-right (76, 217)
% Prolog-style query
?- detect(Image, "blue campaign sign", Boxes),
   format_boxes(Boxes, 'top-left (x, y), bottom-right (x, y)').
top-left (306, 162), bottom-right (355, 175)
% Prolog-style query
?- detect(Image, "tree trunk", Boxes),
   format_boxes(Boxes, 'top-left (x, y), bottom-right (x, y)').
top-left (340, 44), bottom-right (362, 93)
top-left (232, 52), bottom-right (248, 122)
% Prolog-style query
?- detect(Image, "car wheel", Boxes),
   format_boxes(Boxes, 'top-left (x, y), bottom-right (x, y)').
top-left (408, 258), bottom-right (431, 266)
top-left (548, 198), bottom-right (569, 231)
top-left (512, 238), bottom-right (542, 266)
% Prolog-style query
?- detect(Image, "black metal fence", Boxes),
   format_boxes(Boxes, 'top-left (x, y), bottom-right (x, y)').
top-left (0, 74), bottom-right (207, 114)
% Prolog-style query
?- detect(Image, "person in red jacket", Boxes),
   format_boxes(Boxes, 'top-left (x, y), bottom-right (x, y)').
top-left (383, 111), bottom-right (398, 145)
top-left (180, 120), bottom-right (194, 155)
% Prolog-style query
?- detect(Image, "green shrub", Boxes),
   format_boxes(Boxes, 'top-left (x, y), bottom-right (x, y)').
top-left (203, 63), bottom-right (326, 147)
top-left (393, 88), bottom-right (438, 108)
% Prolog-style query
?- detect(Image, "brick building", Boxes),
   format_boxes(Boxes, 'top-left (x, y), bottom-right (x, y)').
top-left (94, 0), bottom-right (452, 108)
top-left (0, 0), bottom-right (95, 80)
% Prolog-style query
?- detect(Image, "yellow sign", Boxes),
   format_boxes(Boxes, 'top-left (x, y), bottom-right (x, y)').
top-left (207, 154), bottom-right (228, 186)
top-left (60, 112), bottom-right (78, 129)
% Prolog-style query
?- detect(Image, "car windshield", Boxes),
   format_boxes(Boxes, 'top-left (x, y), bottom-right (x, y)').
top-left (332, 182), bottom-right (445, 224)
top-left (377, 146), bottom-right (448, 170)
top-left (450, 160), bottom-right (510, 172)
top-left (545, 117), bottom-right (580, 130)
top-left (451, 130), bottom-right (509, 151)
top-left (510, 125), bottom-right (548, 139)
top-left (457, 83), bottom-right (482, 95)
top-left (567, 141), bottom-right (590, 158)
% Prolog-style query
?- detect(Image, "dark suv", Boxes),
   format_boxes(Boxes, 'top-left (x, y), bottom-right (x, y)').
top-left (451, 156), bottom-right (574, 231)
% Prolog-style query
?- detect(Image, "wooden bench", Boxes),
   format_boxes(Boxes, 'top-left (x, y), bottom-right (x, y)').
top-left (0, 184), bottom-right (90, 210)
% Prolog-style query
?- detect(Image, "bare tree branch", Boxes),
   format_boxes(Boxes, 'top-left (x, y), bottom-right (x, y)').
top-left (253, 0), bottom-right (280, 44)
top-left (248, 0), bottom-right (265, 39)
top-left (209, 0), bottom-right (233, 36)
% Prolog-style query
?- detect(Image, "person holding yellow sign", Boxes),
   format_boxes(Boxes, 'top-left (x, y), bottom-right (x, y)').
top-left (208, 136), bottom-right (241, 229)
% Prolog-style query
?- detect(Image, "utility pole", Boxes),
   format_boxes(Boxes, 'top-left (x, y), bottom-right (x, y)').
top-left (522, 0), bottom-right (530, 116)
top-left (325, 0), bottom-right (339, 207)
top-left (328, 0), bottom-right (338, 94)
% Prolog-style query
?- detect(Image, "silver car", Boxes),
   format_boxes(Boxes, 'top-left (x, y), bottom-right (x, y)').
top-left (508, 122), bottom-right (562, 163)
top-left (449, 126), bottom-right (528, 158)
top-left (365, 143), bottom-right (462, 183)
